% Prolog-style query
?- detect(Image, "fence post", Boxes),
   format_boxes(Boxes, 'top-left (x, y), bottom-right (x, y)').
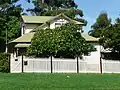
top-left (50, 56), bottom-right (53, 73)
top-left (77, 57), bottom-right (79, 73)
top-left (100, 45), bottom-right (103, 74)
top-left (100, 57), bottom-right (102, 74)
top-left (21, 55), bottom-right (24, 73)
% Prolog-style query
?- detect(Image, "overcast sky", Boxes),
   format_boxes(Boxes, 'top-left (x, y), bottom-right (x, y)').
top-left (17, 0), bottom-right (120, 33)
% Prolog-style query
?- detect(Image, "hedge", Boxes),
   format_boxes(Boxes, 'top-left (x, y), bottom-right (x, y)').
top-left (0, 53), bottom-right (10, 73)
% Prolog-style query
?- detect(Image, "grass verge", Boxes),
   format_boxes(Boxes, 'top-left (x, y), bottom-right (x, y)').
top-left (0, 73), bottom-right (120, 90)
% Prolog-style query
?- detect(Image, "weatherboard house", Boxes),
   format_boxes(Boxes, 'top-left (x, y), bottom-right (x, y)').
top-left (9, 13), bottom-right (99, 54)
top-left (9, 13), bottom-right (101, 73)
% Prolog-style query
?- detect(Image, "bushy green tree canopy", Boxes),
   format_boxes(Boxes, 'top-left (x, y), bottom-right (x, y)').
top-left (99, 18), bottom-right (120, 53)
top-left (27, 0), bottom-right (87, 25)
top-left (0, 0), bottom-right (22, 52)
top-left (89, 12), bottom-right (111, 38)
top-left (27, 23), bottom-right (96, 58)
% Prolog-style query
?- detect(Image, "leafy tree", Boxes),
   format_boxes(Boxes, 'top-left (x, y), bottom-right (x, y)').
top-left (99, 18), bottom-right (120, 53)
top-left (0, 0), bottom-right (22, 17)
top-left (89, 12), bottom-right (111, 38)
top-left (27, 23), bottom-right (96, 58)
top-left (0, 16), bottom-right (21, 52)
top-left (0, 0), bottom-right (22, 52)
top-left (27, 0), bottom-right (87, 25)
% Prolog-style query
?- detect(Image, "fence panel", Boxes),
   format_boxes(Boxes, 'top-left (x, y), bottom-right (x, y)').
top-left (102, 60), bottom-right (120, 73)
top-left (79, 61), bottom-right (100, 73)
top-left (52, 58), bottom-right (77, 73)
top-left (24, 58), bottom-right (51, 73)
top-left (86, 64), bottom-right (100, 73)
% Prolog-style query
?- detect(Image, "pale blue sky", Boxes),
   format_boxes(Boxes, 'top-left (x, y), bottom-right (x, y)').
top-left (17, 0), bottom-right (120, 33)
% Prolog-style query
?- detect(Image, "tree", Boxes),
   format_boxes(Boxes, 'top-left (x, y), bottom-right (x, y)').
top-left (27, 23), bottom-right (96, 58)
top-left (89, 12), bottom-right (111, 38)
top-left (0, 16), bottom-right (21, 52)
top-left (27, 0), bottom-right (87, 25)
top-left (0, 0), bottom-right (22, 17)
top-left (99, 18), bottom-right (120, 53)
top-left (0, 0), bottom-right (22, 52)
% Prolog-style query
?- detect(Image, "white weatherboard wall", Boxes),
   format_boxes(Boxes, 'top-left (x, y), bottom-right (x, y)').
top-left (21, 23), bottom-right (39, 35)
top-left (81, 45), bottom-right (101, 73)
top-left (83, 45), bottom-right (100, 64)
top-left (25, 24), bottom-right (39, 34)
top-left (50, 18), bottom-right (68, 29)
top-left (21, 18), bottom-right (68, 36)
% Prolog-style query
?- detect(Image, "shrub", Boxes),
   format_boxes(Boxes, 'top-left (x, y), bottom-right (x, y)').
top-left (0, 53), bottom-right (10, 73)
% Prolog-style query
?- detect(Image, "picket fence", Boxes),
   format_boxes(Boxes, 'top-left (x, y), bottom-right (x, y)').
top-left (10, 55), bottom-right (120, 73)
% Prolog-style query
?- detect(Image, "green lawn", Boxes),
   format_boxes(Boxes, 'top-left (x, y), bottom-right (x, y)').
top-left (0, 73), bottom-right (120, 90)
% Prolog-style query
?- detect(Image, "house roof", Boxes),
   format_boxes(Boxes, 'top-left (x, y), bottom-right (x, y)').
top-left (10, 32), bottom-right (35, 43)
top-left (81, 34), bottom-right (99, 42)
top-left (10, 32), bottom-right (99, 44)
top-left (22, 16), bottom-right (54, 24)
top-left (48, 13), bottom-right (84, 25)
top-left (32, 13), bottom-right (84, 31)
top-left (15, 44), bottom-right (31, 48)
top-left (22, 13), bottom-right (84, 25)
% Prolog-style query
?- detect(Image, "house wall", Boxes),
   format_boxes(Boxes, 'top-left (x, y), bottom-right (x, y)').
top-left (21, 23), bottom-right (40, 36)
top-left (50, 18), bottom-right (68, 29)
top-left (83, 44), bottom-right (100, 64)
top-left (21, 18), bottom-right (68, 36)
top-left (25, 24), bottom-right (39, 33)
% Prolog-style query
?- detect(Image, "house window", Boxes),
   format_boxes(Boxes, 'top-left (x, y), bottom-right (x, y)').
top-left (15, 58), bottom-right (18, 61)
top-left (55, 23), bottom-right (62, 28)
top-left (24, 61), bottom-right (28, 65)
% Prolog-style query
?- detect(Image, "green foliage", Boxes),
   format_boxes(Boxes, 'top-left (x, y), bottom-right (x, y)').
top-left (0, 16), bottom-right (21, 52)
top-left (27, 0), bottom-right (86, 25)
top-left (0, 16), bottom-right (21, 41)
top-left (0, 0), bottom-right (22, 17)
top-left (0, 38), bottom-right (6, 52)
top-left (0, 53), bottom-right (10, 73)
top-left (89, 12), bottom-right (111, 38)
top-left (0, 0), bottom-right (22, 52)
top-left (99, 19), bottom-right (120, 53)
top-left (27, 23), bottom-right (96, 58)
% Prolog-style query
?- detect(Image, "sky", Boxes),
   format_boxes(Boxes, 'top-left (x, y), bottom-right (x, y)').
top-left (17, 0), bottom-right (120, 33)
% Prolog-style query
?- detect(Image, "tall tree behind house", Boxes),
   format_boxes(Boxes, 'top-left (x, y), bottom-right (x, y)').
top-left (0, 0), bottom-right (23, 52)
top-left (27, 0), bottom-right (87, 25)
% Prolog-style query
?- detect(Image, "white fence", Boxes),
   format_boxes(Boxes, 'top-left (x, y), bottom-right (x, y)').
top-left (10, 55), bottom-right (120, 73)
top-left (102, 60), bottom-right (120, 73)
